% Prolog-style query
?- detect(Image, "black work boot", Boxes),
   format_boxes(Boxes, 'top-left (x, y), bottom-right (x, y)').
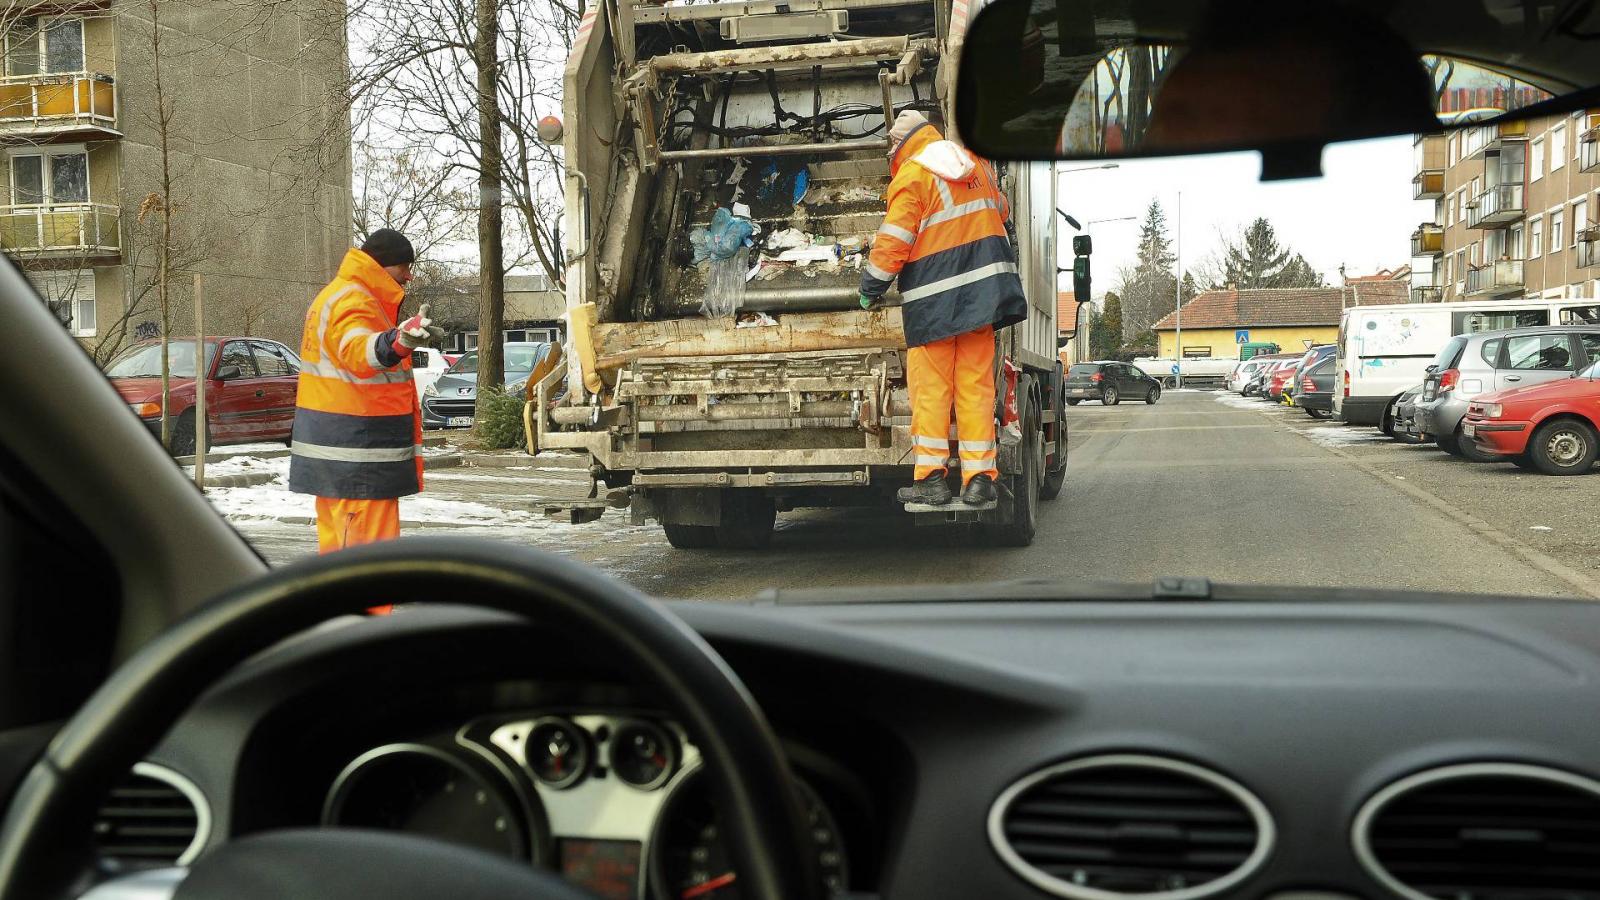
top-left (897, 473), bottom-right (953, 505)
top-left (961, 474), bottom-right (998, 505)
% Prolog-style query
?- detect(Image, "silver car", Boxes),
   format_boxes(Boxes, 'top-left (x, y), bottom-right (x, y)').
top-left (1413, 325), bottom-right (1600, 460)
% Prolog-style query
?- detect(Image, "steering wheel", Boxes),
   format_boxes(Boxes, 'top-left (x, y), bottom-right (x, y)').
top-left (0, 539), bottom-right (823, 900)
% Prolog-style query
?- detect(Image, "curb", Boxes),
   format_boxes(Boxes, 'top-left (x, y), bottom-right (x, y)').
top-left (1281, 419), bottom-right (1600, 600)
top-left (191, 471), bottom-right (279, 488)
top-left (424, 452), bottom-right (464, 470)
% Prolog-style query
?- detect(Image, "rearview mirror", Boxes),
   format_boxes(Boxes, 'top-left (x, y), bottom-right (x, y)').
top-left (957, 0), bottom-right (1569, 176)
top-left (217, 365), bottom-right (242, 380)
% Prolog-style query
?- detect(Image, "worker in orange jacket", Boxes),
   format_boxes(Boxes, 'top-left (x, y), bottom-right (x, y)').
top-left (860, 111), bottom-right (1027, 506)
top-left (289, 229), bottom-right (443, 567)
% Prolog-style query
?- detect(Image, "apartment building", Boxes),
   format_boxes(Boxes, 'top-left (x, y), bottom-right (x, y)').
top-left (1412, 108), bottom-right (1600, 304)
top-left (0, 0), bottom-right (352, 358)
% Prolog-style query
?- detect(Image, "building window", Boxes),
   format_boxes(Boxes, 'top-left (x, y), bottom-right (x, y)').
top-left (1575, 200), bottom-right (1589, 246)
top-left (31, 270), bottom-right (95, 336)
top-left (1450, 133), bottom-right (1460, 165)
top-left (1530, 217), bottom-right (1544, 257)
top-left (1446, 193), bottom-right (1455, 226)
top-left (4, 16), bottom-right (84, 77)
top-left (10, 150), bottom-right (89, 206)
top-left (1552, 209), bottom-right (1565, 251)
top-left (1531, 137), bottom-right (1545, 181)
top-left (1508, 224), bottom-right (1524, 259)
top-left (1552, 124), bottom-right (1568, 171)
top-left (465, 333), bottom-right (479, 350)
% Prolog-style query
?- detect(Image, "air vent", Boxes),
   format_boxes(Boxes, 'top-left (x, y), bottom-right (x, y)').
top-left (1354, 763), bottom-right (1600, 900)
top-left (92, 763), bottom-right (208, 870)
top-left (988, 754), bottom-right (1274, 900)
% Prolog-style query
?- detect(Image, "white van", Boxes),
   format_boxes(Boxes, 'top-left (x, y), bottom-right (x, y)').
top-left (1334, 299), bottom-right (1600, 427)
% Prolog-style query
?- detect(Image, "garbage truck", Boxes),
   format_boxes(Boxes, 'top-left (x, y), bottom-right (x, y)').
top-left (528, 0), bottom-right (1070, 548)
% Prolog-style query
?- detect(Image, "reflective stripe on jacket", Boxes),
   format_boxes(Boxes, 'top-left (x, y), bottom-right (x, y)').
top-left (288, 248), bottom-right (423, 499)
top-left (860, 122), bottom-right (1027, 348)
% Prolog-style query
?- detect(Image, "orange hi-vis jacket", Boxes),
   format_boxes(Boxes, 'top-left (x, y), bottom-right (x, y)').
top-left (859, 122), bottom-right (1026, 347)
top-left (288, 249), bottom-right (424, 499)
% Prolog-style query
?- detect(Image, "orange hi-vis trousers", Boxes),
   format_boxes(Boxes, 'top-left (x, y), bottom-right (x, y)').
top-left (908, 325), bottom-right (999, 487)
top-left (316, 497), bottom-right (401, 615)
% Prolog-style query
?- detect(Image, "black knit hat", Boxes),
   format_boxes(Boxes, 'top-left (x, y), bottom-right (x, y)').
top-left (361, 228), bottom-right (416, 268)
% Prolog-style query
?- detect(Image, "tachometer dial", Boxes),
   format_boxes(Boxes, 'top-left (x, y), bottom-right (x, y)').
top-left (651, 772), bottom-right (847, 899)
top-left (526, 718), bottom-right (592, 789)
top-left (609, 721), bottom-right (677, 790)
top-left (323, 743), bottom-right (527, 858)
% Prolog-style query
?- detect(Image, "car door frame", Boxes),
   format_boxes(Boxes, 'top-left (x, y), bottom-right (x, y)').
top-left (211, 340), bottom-right (265, 441)
top-left (248, 340), bottom-right (299, 440)
top-left (1496, 331), bottom-right (1580, 392)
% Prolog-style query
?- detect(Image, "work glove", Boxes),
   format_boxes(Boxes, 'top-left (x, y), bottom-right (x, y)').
top-left (397, 303), bottom-right (446, 350)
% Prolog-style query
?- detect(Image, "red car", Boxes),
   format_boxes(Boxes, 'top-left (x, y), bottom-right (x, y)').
top-left (1461, 370), bottom-right (1600, 475)
top-left (1265, 364), bottom-right (1298, 401)
top-left (104, 336), bottom-right (303, 456)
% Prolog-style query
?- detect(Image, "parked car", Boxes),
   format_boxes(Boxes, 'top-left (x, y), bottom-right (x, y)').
top-left (1414, 325), bottom-right (1600, 462)
top-left (1289, 345), bottom-right (1336, 394)
top-left (1244, 355), bottom-right (1296, 397)
top-left (1462, 362), bottom-right (1600, 474)
top-left (1266, 363), bottom-right (1299, 401)
top-left (1298, 357), bottom-right (1336, 419)
top-left (1064, 361), bottom-right (1162, 406)
top-left (423, 342), bottom-right (556, 428)
top-left (1228, 359), bottom-right (1266, 394)
top-left (410, 348), bottom-right (455, 400)
top-left (105, 337), bottom-right (302, 456)
top-left (1390, 384), bottom-right (1428, 443)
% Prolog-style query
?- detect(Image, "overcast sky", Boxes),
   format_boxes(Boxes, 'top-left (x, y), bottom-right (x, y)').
top-left (1053, 135), bottom-right (1434, 298)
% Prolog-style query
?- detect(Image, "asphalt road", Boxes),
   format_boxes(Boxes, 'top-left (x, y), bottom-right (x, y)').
top-left (231, 390), bottom-right (1595, 601)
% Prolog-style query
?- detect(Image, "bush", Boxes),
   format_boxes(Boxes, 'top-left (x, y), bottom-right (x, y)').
top-left (474, 387), bottom-right (529, 452)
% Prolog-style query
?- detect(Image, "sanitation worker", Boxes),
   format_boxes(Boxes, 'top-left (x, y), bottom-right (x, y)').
top-left (289, 228), bottom-right (443, 579)
top-left (859, 110), bottom-right (1027, 506)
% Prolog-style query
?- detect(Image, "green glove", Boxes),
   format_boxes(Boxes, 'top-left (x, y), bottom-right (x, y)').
top-left (859, 292), bottom-right (874, 310)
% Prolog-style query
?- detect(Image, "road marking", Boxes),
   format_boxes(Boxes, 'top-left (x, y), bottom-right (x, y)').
top-left (1073, 424), bottom-right (1278, 434)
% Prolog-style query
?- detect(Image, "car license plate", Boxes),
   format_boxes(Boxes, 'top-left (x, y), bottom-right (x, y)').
top-left (448, 416), bottom-right (474, 427)
top-left (1462, 423), bottom-right (1476, 437)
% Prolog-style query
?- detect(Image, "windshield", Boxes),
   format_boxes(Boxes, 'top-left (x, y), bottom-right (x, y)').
top-left (16, 1), bottom-right (1594, 625)
top-left (105, 342), bottom-right (214, 379)
top-left (446, 345), bottom-right (545, 376)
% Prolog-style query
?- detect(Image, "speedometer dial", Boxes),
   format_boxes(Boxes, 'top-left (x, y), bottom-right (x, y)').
top-left (323, 743), bottom-right (529, 858)
top-left (651, 771), bottom-right (847, 899)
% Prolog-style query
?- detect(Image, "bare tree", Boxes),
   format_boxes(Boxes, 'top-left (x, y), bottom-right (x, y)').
top-left (352, 140), bottom-right (475, 259)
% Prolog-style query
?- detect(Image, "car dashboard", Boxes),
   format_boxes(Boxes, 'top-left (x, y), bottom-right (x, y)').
top-left (106, 591), bottom-right (1600, 900)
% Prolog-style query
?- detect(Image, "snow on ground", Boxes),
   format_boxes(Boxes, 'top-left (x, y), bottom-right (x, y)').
top-left (1300, 425), bottom-right (1389, 448)
top-left (1212, 392), bottom-right (1281, 411)
top-left (186, 455), bottom-right (290, 479)
top-left (203, 481), bottom-right (550, 527)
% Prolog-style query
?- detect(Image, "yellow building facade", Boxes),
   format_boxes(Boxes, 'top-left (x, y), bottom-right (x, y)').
top-left (1157, 325), bottom-right (1338, 359)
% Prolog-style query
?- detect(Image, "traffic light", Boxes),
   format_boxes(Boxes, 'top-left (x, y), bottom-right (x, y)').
top-left (1072, 236), bottom-right (1092, 302)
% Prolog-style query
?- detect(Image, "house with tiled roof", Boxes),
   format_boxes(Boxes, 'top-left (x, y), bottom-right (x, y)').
top-left (1153, 283), bottom-right (1409, 358)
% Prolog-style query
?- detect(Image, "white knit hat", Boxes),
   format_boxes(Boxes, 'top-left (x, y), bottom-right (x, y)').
top-left (889, 110), bottom-right (929, 146)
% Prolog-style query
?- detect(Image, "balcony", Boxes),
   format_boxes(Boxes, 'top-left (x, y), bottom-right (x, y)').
top-left (0, 74), bottom-right (118, 141)
top-left (1465, 259), bottom-right (1525, 298)
top-left (1466, 184), bottom-right (1524, 229)
top-left (1463, 119), bottom-right (1528, 160)
top-left (1413, 134), bottom-right (1446, 199)
top-left (1411, 286), bottom-right (1443, 303)
top-left (0, 202), bottom-right (119, 260)
top-left (1579, 227), bottom-right (1600, 268)
top-left (1584, 127), bottom-right (1600, 174)
top-left (1411, 223), bottom-right (1444, 256)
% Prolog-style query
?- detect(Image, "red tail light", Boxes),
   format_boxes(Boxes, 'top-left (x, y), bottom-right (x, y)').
top-left (1302, 376), bottom-right (1316, 392)
top-left (1090, 372), bottom-right (1103, 382)
top-left (1438, 368), bottom-right (1460, 392)
top-left (1342, 370), bottom-right (1350, 397)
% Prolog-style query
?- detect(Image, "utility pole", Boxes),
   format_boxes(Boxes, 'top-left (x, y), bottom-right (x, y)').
top-left (193, 273), bottom-right (206, 488)
top-left (1174, 190), bottom-right (1183, 388)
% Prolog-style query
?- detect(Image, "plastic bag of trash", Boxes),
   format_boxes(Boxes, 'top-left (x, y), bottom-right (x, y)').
top-left (692, 207), bottom-right (755, 263)
top-left (701, 246), bottom-right (748, 318)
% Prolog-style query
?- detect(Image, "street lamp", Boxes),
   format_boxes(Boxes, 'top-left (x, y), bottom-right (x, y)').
top-left (1057, 163), bottom-right (1120, 176)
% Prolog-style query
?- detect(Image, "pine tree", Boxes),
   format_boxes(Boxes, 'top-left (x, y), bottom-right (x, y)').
top-left (1277, 253), bottom-right (1326, 288)
top-left (1223, 218), bottom-right (1292, 289)
top-left (1180, 272), bottom-right (1199, 302)
top-left (1117, 199), bottom-right (1178, 338)
top-left (1092, 292), bottom-right (1124, 358)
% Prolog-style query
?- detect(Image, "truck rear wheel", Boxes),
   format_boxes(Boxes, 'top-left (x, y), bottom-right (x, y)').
top-left (662, 523), bottom-right (717, 549)
top-left (989, 392), bottom-right (1039, 547)
top-left (714, 490), bottom-right (776, 549)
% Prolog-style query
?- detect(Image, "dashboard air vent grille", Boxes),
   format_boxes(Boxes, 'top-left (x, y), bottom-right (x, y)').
top-left (990, 754), bottom-right (1273, 899)
top-left (92, 764), bottom-right (206, 869)
top-left (1357, 764), bottom-right (1600, 900)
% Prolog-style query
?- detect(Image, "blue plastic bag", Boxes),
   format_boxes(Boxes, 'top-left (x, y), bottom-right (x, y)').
top-left (704, 207), bottom-right (754, 260)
